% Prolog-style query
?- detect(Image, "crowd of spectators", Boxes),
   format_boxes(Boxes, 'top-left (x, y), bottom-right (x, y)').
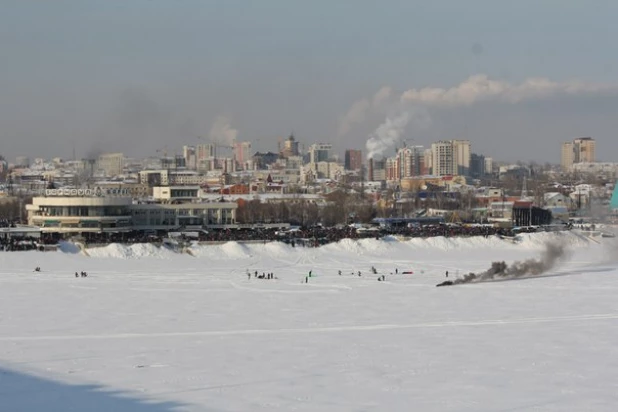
top-left (0, 218), bottom-right (17, 228)
top-left (1, 236), bottom-right (39, 251)
top-left (385, 224), bottom-right (517, 239)
top-left (1, 222), bottom-right (570, 251)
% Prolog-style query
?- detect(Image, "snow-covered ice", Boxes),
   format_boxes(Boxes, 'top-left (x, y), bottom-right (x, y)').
top-left (1, 232), bottom-right (618, 411)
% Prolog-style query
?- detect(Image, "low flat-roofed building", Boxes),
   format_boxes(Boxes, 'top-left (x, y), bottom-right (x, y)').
top-left (130, 201), bottom-right (237, 230)
top-left (152, 186), bottom-right (201, 202)
top-left (26, 187), bottom-right (238, 235)
top-left (26, 194), bottom-right (134, 234)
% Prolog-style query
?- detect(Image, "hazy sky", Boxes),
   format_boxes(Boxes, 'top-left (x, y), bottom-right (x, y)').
top-left (2, 0), bottom-right (618, 163)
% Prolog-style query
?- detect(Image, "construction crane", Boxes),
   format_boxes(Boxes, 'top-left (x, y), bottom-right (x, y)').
top-left (196, 136), bottom-right (235, 169)
top-left (156, 145), bottom-right (176, 172)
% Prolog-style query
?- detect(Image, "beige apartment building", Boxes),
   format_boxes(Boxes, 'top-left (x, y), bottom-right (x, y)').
top-left (430, 140), bottom-right (471, 176)
top-left (561, 137), bottom-right (596, 171)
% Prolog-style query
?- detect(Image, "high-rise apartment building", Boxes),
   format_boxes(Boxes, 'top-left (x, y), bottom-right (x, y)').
top-left (430, 140), bottom-right (471, 177)
top-left (344, 149), bottom-right (362, 171)
top-left (574, 137), bottom-right (596, 163)
top-left (484, 157), bottom-right (493, 175)
top-left (561, 142), bottom-right (574, 171)
top-left (233, 141), bottom-right (252, 169)
top-left (423, 149), bottom-right (433, 175)
top-left (561, 137), bottom-right (596, 171)
top-left (387, 146), bottom-right (424, 180)
top-left (196, 144), bottom-right (215, 162)
top-left (183, 146), bottom-right (196, 170)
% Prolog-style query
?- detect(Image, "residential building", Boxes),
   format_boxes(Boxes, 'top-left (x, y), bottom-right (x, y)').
top-left (196, 144), bottom-right (215, 163)
top-left (252, 152), bottom-right (280, 169)
top-left (423, 149), bottom-right (433, 175)
top-left (484, 157), bottom-right (493, 175)
top-left (561, 142), bottom-right (574, 171)
top-left (431, 140), bottom-right (471, 177)
top-left (183, 146), bottom-right (197, 170)
top-left (574, 137), bottom-right (596, 163)
top-left (233, 141), bottom-right (252, 169)
top-left (344, 149), bottom-right (362, 171)
top-left (470, 153), bottom-right (489, 178)
top-left (386, 147), bottom-right (423, 182)
top-left (561, 137), bottom-right (596, 171)
top-left (96, 153), bottom-right (125, 177)
top-left (15, 156), bottom-right (30, 168)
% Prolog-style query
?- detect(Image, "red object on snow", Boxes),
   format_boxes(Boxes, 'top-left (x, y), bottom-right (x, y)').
top-left (402, 271), bottom-right (414, 274)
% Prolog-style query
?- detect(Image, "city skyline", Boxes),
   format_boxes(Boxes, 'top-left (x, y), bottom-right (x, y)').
top-left (3, 1), bottom-right (618, 162)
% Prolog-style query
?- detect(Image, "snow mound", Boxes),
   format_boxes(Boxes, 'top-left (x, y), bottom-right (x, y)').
top-left (319, 232), bottom-right (591, 255)
top-left (514, 231), bottom-right (591, 249)
top-left (66, 231), bottom-right (593, 261)
top-left (253, 241), bottom-right (297, 258)
top-left (399, 235), bottom-right (508, 251)
top-left (321, 238), bottom-right (394, 256)
top-left (86, 243), bottom-right (176, 259)
top-left (188, 241), bottom-right (254, 260)
top-left (220, 241), bottom-right (252, 258)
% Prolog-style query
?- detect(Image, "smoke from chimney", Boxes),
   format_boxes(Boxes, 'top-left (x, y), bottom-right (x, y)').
top-left (437, 242), bottom-right (569, 286)
top-left (364, 107), bottom-right (431, 160)
top-left (365, 112), bottom-right (410, 160)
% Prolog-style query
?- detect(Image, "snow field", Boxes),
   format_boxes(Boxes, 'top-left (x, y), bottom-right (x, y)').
top-left (1, 232), bottom-right (618, 411)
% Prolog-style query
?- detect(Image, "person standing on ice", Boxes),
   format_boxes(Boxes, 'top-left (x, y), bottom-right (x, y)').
top-left (446, 271), bottom-right (449, 278)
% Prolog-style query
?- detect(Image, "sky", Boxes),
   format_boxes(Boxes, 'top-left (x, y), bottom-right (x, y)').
top-left (2, 0), bottom-right (618, 163)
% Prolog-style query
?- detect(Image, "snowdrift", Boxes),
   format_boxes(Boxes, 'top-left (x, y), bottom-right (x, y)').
top-left (72, 231), bottom-right (593, 260)
top-left (86, 243), bottom-right (178, 259)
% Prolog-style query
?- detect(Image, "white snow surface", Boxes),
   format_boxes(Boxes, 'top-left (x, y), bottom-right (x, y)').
top-left (1, 232), bottom-right (618, 411)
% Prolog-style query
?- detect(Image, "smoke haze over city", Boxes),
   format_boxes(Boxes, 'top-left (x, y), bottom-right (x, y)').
top-left (3, 0), bottom-right (618, 162)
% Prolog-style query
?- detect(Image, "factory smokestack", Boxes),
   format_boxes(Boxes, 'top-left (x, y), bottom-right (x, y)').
top-left (368, 158), bottom-right (374, 182)
top-left (437, 242), bottom-right (568, 287)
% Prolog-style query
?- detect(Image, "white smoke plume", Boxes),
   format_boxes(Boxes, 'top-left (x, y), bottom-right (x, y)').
top-left (343, 74), bottom-right (617, 160)
top-left (400, 74), bottom-right (617, 106)
top-left (337, 87), bottom-right (393, 137)
top-left (372, 86), bottom-right (393, 108)
top-left (365, 107), bottom-right (431, 159)
top-left (337, 99), bottom-right (370, 137)
top-left (208, 115), bottom-right (238, 145)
